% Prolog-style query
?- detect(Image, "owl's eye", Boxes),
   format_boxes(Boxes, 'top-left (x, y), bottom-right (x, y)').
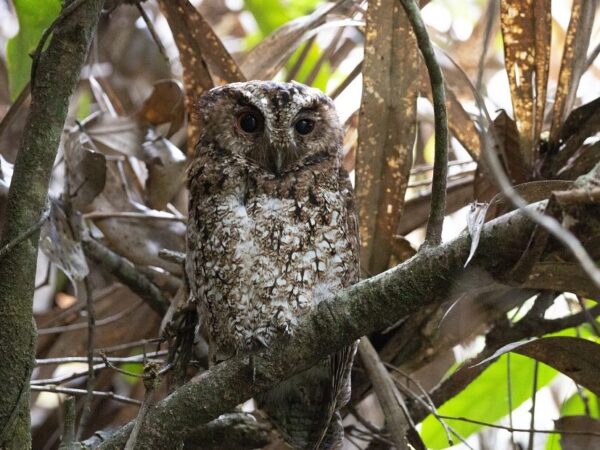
top-left (294, 119), bottom-right (315, 135)
top-left (237, 112), bottom-right (262, 134)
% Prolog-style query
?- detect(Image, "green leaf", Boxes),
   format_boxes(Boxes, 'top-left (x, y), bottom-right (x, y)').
top-left (6, 0), bottom-right (61, 100)
top-left (287, 43), bottom-right (331, 90)
top-left (119, 361), bottom-right (144, 385)
top-left (244, 0), bottom-right (323, 36)
top-left (421, 354), bottom-right (558, 449)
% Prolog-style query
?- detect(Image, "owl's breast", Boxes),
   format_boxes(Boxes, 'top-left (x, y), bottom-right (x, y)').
top-left (187, 183), bottom-right (356, 354)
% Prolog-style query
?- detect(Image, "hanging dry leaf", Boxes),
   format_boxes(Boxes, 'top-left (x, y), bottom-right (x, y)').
top-left (500, 0), bottom-right (551, 167)
top-left (90, 163), bottom-right (186, 275)
top-left (555, 416), bottom-right (600, 450)
top-left (40, 200), bottom-right (89, 283)
top-left (138, 79), bottom-right (185, 138)
top-left (63, 132), bottom-right (106, 211)
top-left (420, 51), bottom-right (482, 161)
top-left (143, 130), bottom-right (186, 210)
top-left (551, 97), bottom-right (600, 176)
top-left (550, 0), bottom-right (598, 143)
top-left (475, 110), bottom-right (528, 202)
top-left (484, 179), bottom-right (572, 220)
top-left (355, 0), bottom-right (418, 275)
top-left (478, 336), bottom-right (600, 396)
top-left (157, 0), bottom-right (244, 155)
top-left (82, 113), bottom-right (145, 159)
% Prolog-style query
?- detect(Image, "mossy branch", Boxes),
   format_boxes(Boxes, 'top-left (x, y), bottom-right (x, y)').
top-left (0, 0), bottom-right (104, 446)
top-left (398, 0), bottom-right (449, 247)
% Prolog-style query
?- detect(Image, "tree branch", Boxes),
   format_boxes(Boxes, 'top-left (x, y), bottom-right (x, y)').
top-left (82, 237), bottom-right (169, 316)
top-left (0, 0), bottom-right (104, 447)
top-left (94, 204), bottom-right (545, 449)
top-left (398, 0), bottom-right (448, 247)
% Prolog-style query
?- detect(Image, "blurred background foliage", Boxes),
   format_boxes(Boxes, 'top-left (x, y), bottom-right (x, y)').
top-left (1, 0), bottom-right (600, 449)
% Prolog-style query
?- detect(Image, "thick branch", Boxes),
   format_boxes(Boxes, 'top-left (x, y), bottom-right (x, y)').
top-left (0, 0), bottom-right (104, 447)
top-left (95, 205), bottom-right (539, 449)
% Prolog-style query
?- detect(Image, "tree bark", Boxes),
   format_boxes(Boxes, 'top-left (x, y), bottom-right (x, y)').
top-left (0, 1), bottom-right (104, 447)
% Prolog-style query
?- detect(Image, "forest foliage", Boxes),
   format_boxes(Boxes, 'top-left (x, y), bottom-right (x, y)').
top-left (1, 0), bottom-right (600, 449)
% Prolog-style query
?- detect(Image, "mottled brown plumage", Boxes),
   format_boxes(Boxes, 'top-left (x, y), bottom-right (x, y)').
top-left (186, 81), bottom-right (359, 449)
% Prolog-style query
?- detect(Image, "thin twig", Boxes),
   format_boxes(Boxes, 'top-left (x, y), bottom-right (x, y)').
top-left (527, 360), bottom-right (539, 450)
top-left (398, 0), bottom-right (448, 247)
top-left (35, 350), bottom-right (168, 366)
top-left (30, 385), bottom-right (141, 406)
top-left (585, 39), bottom-right (600, 72)
top-left (82, 238), bottom-right (169, 316)
top-left (82, 211), bottom-right (186, 222)
top-left (0, 83), bottom-right (30, 141)
top-left (135, 2), bottom-right (169, 62)
top-left (37, 298), bottom-right (143, 335)
top-left (98, 337), bottom-right (165, 354)
top-left (358, 338), bottom-right (411, 449)
top-left (0, 200), bottom-right (50, 261)
top-left (330, 61), bottom-right (362, 99)
top-left (31, 365), bottom-right (104, 386)
top-left (76, 278), bottom-right (96, 440)
top-left (437, 414), bottom-right (600, 437)
top-left (383, 363), bottom-right (458, 448)
top-left (576, 296), bottom-right (600, 336)
top-left (506, 354), bottom-right (517, 450)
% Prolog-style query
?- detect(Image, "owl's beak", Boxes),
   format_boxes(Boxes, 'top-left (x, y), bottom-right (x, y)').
top-left (274, 150), bottom-right (284, 176)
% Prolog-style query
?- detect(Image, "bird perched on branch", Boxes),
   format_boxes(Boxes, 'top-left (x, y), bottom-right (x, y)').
top-left (186, 80), bottom-right (359, 449)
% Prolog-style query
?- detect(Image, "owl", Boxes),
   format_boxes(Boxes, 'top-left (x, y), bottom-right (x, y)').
top-left (186, 80), bottom-right (359, 449)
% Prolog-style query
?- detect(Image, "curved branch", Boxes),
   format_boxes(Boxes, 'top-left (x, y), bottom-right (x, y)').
top-left (398, 0), bottom-right (448, 247)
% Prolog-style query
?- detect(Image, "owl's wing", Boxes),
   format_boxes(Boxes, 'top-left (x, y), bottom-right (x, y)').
top-left (337, 167), bottom-right (360, 285)
top-left (313, 168), bottom-right (361, 449)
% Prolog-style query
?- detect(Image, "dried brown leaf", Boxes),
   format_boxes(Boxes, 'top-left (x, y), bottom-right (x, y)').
top-left (555, 416), bottom-right (600, 450)
top-left (90, 163), bottom-right (186, 275)
top-left (157, 0), bottom-right (244, 155)
top-left (355, 0), bottom-right (418, 275)
top-left (40, 201), bottom-right (89, 283)
top-left (475, 111), bottom-right (528, 202)
top-left (82, 114), bottom-right (145, 159)
top-left (137, 80), bottom-right (185, 138)
top-left (551, 97), bottom-right (600, 176)
top-left (550, 0), bottom-right (598, 143)
top-left (484, 179), bottom-right (572, 220)
top-left (419, 52), bottom-right (482, 161)
top-left (143, 131), bottom-right (186, 210)
top-left (64, 132), bottom-right (106, 211)
top-left (500, 0), bottom-right (551, 167)
top-left (479, 337), bottom-right (600, 396)
top-left (557, 141), bottom-right (600, 180)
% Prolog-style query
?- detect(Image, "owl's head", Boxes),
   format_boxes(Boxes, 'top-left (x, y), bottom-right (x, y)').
top-left (196, 81), bottom-right (343, 177)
